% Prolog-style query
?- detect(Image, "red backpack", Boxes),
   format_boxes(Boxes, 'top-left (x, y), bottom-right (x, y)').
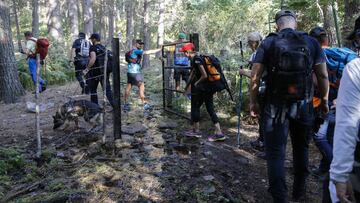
top-left (30, 38), bottom-right (50, 61)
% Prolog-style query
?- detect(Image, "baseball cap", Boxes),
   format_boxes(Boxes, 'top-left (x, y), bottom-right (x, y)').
top-left (179, 32), bottom-right (186, 39)
top-left (135, 39), bottom-right (144, 45)
top-left (179, 43), bottom-right (195, 52)
top-left (90, 33), bottom-right (101, 41)
top-left (275, 10), bottom-right (296, 22)
top-left (247, 32), bottom-right (263, 42)
top-left (309, 27), bottom-right (327, 38)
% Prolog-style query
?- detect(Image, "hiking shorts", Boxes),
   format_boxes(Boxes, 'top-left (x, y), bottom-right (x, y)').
top-left (174, 68), bottom-right (190, 82)
top-left (127, 73), bottom-right (143, 86)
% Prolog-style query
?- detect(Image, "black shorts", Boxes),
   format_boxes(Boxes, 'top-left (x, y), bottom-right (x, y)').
top-left (127, 73), bottom-right (143, 86)
top-left (174, 68), bottom-right (190, 82)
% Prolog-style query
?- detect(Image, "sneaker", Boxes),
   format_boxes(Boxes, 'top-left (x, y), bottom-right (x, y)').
top-left (184, 130), bottom-right (202, 138)
top-left (144, 103), bottom-right (152, 111)
top-left (208, 134), bottom-right (226, 142)
top-left (123, 103), bottom-right (131, 112)
top-left (250, 140), bottom-right (265, 150)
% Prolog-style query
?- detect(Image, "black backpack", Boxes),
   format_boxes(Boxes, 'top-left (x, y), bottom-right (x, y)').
top-left (125, 49), bottom-right (142, 64)
top-left (200, 55), bottom-right (234, 101)
top-left (95, 44), bottom-right (113, 73)
top-left (267, 31), bottom-right (312, 102)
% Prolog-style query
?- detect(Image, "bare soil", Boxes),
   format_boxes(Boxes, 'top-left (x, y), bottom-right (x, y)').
top-left (0, 71), bottom-right (324, 203)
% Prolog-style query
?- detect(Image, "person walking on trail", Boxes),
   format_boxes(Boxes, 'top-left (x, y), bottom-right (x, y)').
top-left (174, 32), bottom-right (190, 91)
top-left (70, 32), bottom-right (91, 94)
top-left (250, 10), bottom-right (329, 202)
top-left (181, 43), bottom-right (225, 142)
top-left (330, 58), bottom-right (360, 203)
top-left (82, 33), bottom-right (114, 107)
top-left (123, 39), bottom-right (161, 112)
top-left (23, 31), bottom-right (46, 93)
top-left (239, 32), bottom-right (265, 151)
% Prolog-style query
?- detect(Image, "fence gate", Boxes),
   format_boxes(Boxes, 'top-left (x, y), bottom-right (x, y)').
top-left (161, 33), bottom-right (199, 119)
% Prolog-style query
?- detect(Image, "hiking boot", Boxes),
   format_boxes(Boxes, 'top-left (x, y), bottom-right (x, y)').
top-left (292, 177), bottom-right (306, 201)
top-left (123, 103), bottom-right (131, 112)
top-left (250, 139), bottom-right (264, 150)
top-left (40, 85), bottom-right (46, 93)
top-left (208, 134), bottom-right (226, 142)
top-left (311, 168), bottom-right (328, 181)
top-left (144, 103), bottom-right (152, 111)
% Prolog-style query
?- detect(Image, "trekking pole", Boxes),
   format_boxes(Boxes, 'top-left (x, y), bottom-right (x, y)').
top-left (236, 40), bottom-right (244, 148)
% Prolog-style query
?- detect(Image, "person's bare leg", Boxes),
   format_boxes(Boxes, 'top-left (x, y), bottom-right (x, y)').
top-left (124, 84), bottom-right (132, 104)
top-left (138, 82), bottom-right (146, 104)
top-left (175, 81), bottom-right (180, 91)
top-left (214, 123), bottom-right (222, 135)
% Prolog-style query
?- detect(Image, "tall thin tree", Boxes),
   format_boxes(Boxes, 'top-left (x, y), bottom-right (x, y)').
top-left (32, 0), bottom-right (39, 37)
top-left (142, 0), bottom-right (150, 69)
top-left (47, 0), bottom-right (63, 40)
top-left (68, 0), bottom-right (79, 41)
top-left (108, 0), bottom-right (115, 44)
top-left (12, 0), bottom-right (22, 52)
top-left (125, 0), bottom-right (133, 50)
top-left (342, 0), bottom-right (360, 47)
top-left (0, 1), bottom-right (25, 103)
top-left (84, 0), bottom-right (94, 38)
top-left (157, 0), bottom-right (165, 57)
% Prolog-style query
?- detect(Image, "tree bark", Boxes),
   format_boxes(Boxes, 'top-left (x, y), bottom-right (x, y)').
top-left (0, 1), bottom-right (25, 103)
top-left (47, 0), bottom-right (63, 41)
top-left (108, 0), bottom-right (115, 44)
top-left (32, 0), bottom-right (39, 37)
top-left (68, 0), bottom-right (79, 42)
top-left (323, 3), bottom-right (337, 47)
top-left (12, 0), bottom-right (22, 52)
top-left (133, 0), bottom-right (141, 40)
top-left (142, 0), bottom-right (150, 69)
top-left (156, 0), bottom-right (165, 57)
top-left (84, 0), bottom-right (93, 38)
top-left (125, 0), bottom-right (133, 50)
top-left (342, 0), bottom-right (360, 47)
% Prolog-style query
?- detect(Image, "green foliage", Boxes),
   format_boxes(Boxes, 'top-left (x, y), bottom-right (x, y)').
top-left (0, 147), bottom-right (25, 176)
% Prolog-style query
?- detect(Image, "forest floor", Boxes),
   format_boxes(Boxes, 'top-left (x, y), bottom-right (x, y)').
top-left (0, 66), bottom-right (325, 203)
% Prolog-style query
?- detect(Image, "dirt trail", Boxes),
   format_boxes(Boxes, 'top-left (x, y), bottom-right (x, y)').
top-left (0, 74), bottom-right (324, 202)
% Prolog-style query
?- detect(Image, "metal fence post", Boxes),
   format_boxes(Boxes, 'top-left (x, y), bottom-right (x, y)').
top-left (112, 38), bottom-right (121, 139)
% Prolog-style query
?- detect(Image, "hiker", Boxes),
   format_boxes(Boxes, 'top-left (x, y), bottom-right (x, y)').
top-left (70, 32), bottom-right (91, 94)
top-left (250, 10), bottom-right (329, 202)
top-left (174, 32), bottom-right (190, 91)
top-left (346, 15), bottom-right (360, 55)
top-left (23, 31), bottom-right (46, 93)
top-left (239, 32), bottom-right (265, 151)
top-left (181, 43), bottom-right (226, 142)
top-left (330, 58), bottom-right (360, 203)
top-left (123, 39), bottom-right (161, 112)
top-left (83, 33), bottom-right (114, 107)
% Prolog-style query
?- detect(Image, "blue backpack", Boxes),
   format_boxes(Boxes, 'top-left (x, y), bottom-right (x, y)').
top-left (324, 47), bottom-right (358, 77)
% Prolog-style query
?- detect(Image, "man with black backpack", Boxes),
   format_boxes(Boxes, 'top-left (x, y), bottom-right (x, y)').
top-left (250, 10), bottom-right (329, 202)
top-left (83, 33), bottom-right (114, 107)
top-left (70, 32), bottom-right (91, 94)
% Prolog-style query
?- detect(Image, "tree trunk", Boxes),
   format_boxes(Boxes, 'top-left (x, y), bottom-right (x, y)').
top-left (68, 0), bottom-right (79, 42)
top-left (32, 0), bottom-right (39, 37)
top-left (342, 0), bottom-right (360, 47)
top-left (12, 0), bottom-right (22, 52)
top-left (47, 0), bottom-right (63, 41)
top-left (156, 0), bottom-right (165, 57)
top-left (84, 0), bottom-right (93, 38)
top-left (142, 0), bottom-right (150, 69)
top-left (108, 0), bottom-right (114, 44)
top-left (0, 1), bottom-right (25, 103)
top-left (125, 0), bottom-right (133, 50)
top-left (133, 0), bottom-right (141, 40)
top-left (323, 3), bottom-right (337, 47)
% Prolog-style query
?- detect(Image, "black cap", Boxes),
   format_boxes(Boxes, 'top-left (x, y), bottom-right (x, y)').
top-left (275, 10), bottom-right (296, 22)
top-left (78, 32), bottom-right (86, 38)
top-left (309, 27), bottom-right (327, 38)
top-left (90, 33), bottom-right (101, 41)
top-left (347, 16), bottom-right (360, 40)
top-left (135, 39), bottom-right (144, 45)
